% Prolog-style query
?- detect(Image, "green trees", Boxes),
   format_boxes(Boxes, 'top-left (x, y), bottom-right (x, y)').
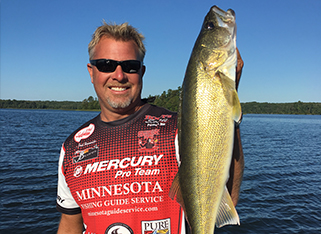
top-left (146, 88), bottom-right (321, 115)
top-left (241, 101), bottom-right (321, 115)
top-left (0, 96), bottom-right (99, 110)
top-left (149, 87), bottom-right (181, 112)
top-left (81, 96), bottom-right (100, 110)
top-left (0, 99), bottom-right (81, 110)
top-left (1, 88), bottom-right (321, 114)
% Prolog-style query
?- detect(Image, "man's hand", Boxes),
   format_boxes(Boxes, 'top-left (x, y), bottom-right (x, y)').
top-left (226, 48), bottom-right (244, 206)
top-left (57, 213), bottom-right (83, 234)
top-left (236, 48), bottom-right (244, 91)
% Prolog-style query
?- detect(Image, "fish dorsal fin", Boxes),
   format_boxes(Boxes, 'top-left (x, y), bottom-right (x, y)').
top-left (215, 186), bottom-right (240, 228)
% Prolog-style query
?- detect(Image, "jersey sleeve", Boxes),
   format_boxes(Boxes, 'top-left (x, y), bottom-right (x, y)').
top-left (175, 129), bottom-right (181, 166)
top-left (56, 144), bottom-right (81, 214)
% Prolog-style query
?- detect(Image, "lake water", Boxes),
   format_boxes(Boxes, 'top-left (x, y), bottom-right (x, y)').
top-left (1, 109), bottom-right (320, 233)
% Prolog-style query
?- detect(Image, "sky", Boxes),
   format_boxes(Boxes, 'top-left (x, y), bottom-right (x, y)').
top-left (1, 0), bottom-right (320, 103)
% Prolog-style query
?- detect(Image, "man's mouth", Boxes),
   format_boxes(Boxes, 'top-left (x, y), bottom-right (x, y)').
top-left (110, 86), bottom-right (128, 91)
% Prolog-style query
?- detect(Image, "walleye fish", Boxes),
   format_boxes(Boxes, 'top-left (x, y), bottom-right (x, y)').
top-left (169, 5), bottom-right (241, 233)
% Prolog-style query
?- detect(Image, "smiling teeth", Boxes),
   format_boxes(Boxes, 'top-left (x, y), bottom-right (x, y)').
top-left (111, 87), bottom-right (127, 91)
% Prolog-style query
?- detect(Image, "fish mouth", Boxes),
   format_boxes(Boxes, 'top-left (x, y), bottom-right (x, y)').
top-left (210, 5), bottom-right (235, 28)
top-left (211, 5), bottom-right (235, 17)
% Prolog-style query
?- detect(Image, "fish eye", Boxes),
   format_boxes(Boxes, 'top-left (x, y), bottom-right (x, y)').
top-left (204, 22), bottom-right (215, 30)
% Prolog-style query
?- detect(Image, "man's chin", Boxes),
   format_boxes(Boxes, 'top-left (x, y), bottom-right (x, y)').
top-left (107, 98), bottom-right (132, 109)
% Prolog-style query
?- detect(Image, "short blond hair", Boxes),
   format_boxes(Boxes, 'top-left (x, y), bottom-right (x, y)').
top-left (88, 22), bottom-right (146, 61)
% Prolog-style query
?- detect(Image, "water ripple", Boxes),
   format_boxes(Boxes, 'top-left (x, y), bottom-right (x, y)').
top-left (1, 111), bottom-right (321, 233)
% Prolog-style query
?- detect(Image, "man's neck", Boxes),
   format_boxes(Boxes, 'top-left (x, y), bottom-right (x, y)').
top-left (100, 101), bottom-right (145, 122)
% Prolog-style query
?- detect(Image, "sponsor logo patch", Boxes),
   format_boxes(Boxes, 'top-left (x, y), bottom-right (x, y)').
top-left (73, 144), bottom-right (99, 163)
top-left (73, 165), bottom-right (83, 177)
top-left (141, 218), bottom-right (170, 234)
top-left (74, 124), bottom-right (95, 143)
top-left (105, 223), bottom-right (134, 234)
top-left (138, 129), bottom-right (160, 152)
top-left (144, 115), bottom-right (172, 127)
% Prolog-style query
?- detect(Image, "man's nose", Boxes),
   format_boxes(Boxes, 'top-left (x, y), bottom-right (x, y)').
top-left (112, 65), bottom-right (126, 82)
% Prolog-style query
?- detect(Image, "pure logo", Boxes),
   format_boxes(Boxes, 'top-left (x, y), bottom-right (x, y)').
top-left (141, 218), bottom-right (170, 234)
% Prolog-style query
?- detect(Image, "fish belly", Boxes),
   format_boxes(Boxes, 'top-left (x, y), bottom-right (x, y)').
top-left (179, 73), bottom-right (235, 233)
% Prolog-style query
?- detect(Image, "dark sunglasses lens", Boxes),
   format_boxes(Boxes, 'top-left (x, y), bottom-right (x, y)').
top-left (95, 60), bottom-right (116, 72)
top-left (92, 60), bottom-right (141, 73)
top-left (121, 61), bottom-right (141, 73)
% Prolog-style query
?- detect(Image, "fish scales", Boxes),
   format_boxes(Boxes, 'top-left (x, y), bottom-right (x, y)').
top-left (170, 5), bottom-right (241, 234)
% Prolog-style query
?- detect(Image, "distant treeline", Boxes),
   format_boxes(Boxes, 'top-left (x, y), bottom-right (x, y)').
top-left (145, 87), bottom-right (321, 115)
top-left (0, 99), bottom-right (82, 110)
top-left (1, 87), bottom-right (320, 115)
top-left (241, 101), bottom-right (321, 115)
top-left (0, 96), bottom-right (102, 111)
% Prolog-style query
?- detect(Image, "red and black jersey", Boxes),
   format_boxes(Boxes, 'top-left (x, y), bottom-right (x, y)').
top-left (57, 104), bottom-right (186, 234)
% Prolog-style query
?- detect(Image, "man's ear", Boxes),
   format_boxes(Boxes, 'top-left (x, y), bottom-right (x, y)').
top-left (141, 65), bottom-right (146, 78)
top-left (87, 63), bottom-right (94, 83)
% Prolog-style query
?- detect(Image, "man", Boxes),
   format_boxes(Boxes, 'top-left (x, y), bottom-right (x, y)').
top-left (56, 22), bottom-right (244, 234)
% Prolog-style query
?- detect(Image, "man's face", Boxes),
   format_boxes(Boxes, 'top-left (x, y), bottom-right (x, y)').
top-left (87, 37), bottom-right (145, 120)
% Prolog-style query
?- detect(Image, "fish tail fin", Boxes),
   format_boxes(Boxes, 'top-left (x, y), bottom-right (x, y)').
top-left (216, 186), bottom-right (240, 228)
top-left (169, 172), bottom-right (186, 211)
top-left (232, 89), bottom-right (242, 123)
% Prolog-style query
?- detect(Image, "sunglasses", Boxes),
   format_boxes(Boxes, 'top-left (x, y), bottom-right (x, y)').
top-left (90, 59), bottom-right (142, 73)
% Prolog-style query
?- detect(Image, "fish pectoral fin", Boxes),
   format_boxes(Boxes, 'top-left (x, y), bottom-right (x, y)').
top-left (232, 90), bottom-right (242, 123)
top-left (218, 71), bottom-right (242, 123)
top-left (169, 172), bottom-right (186, 211)
top-left (215, 186), bottom-right (240, 228)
